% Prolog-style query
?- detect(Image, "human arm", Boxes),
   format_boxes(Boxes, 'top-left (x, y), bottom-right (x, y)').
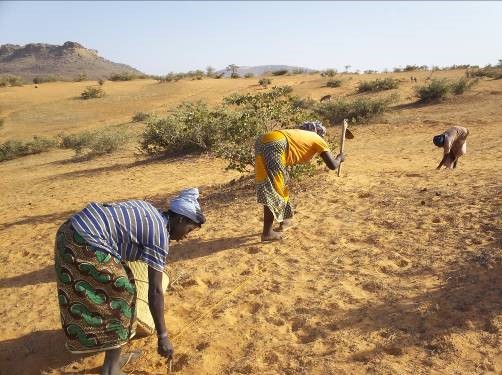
top-left (148, 266), bottom-right (173, 359)
top-left (320, 151), bottom-right (345, 170)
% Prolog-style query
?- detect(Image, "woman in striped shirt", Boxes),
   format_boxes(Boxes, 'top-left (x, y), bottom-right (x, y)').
top-left (54, 188), bottom-right (205, 375)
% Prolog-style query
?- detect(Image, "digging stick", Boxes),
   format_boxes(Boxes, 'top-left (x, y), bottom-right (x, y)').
top-left (337, 119), bottom-right (348, 177)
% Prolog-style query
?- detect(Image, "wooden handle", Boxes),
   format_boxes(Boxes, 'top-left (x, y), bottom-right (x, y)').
top-left (337, 119), bottom-right (348, 177)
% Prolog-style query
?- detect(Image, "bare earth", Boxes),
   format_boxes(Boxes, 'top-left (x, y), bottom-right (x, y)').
top-left (0, 71), bottom-right (501, 374)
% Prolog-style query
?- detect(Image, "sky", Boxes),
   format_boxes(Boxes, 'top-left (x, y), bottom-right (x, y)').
top-left (0, 1), bottom-right (501, 75)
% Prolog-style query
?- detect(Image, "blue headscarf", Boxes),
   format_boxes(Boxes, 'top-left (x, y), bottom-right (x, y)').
top-left (299, 121), bottom-right (327, 138)
top-left (433, 134), bottom-right (445, 147)
top-left (169, 188), bottom-right (205, 225)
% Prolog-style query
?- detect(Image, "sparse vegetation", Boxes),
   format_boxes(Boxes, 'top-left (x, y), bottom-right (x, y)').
top-left (33, 75), bottom-right (58, 84)
top-left (109, 72), bottom-right (145, 81)
top-left (272, 69), bottom-right (288, 76)
top-left (415, 79), bottom-right (450, 102)
top-left (0, 75), bottom-right (24, 87)
top-left (259, 78), bottom-right (272, 88)
top-left (98, 79), bottom-right (105, 86)
top-left (326, 79), bottom-right (342, 88)
top-left (314, 95), bottom-right (398, 124)
top-left (74, 73), bottom-right (88, 82)
top-left (321, 69), bottom-right (337, 77)
top-left (244, 73), bottom-right (254, 78)
top-left (0, 136), bottom-right (57, 162)
top-left (132, 111), bottom-right (151, 122)
top-left (450, 77), bottom-right (479, 95)
top-left (358, 78), bottom-right (399, 92)
top-left (466, 67), bottom-right (502, 80)
top-left (81, 86), bottom-right (105, 99)
top-left (59, 129), bottom-right (129, 158)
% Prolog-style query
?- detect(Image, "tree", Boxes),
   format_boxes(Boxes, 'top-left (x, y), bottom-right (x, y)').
top-left (206, 66), bottom-right (215, 77)
top-left (226, 64), bottom-right (240, 78)
top-left (344, 65), bottom-right (351, 73)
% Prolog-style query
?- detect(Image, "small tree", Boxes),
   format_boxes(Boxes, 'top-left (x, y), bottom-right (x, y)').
top-left (81, 86), bottom-right (105, 99)
top-left (226, 64), bottom-right (240, 78)
top-left (206, 66), bottom-right (215, 78)
top-left (258, 78), bottom-right (272, 88)
top-left (344, 65), bottom-right (351, 73)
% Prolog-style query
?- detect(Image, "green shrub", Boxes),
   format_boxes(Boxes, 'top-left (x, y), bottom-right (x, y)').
top-left (272, 69), bottom-right (288, 76)
top-left (314, 95), bottom-right (397, 124)
top-left (33, 75), bottom-right (58, 84)
top-left (258, 78), bottom-right (272, 88)
top-left (466, 67), bottom-right (502, 80)
top-left (59, 130), bottom-right (129, 158)
top-left (0, 136), bottom-right (57, 162)
top-left (415, 79), bottom-right (450, 102)
top-left (358, 78), bottom-right (399, 92)
top-left (0, 75), bottom-right (24, 87)
top-left (326, 79), bottom-right (342, 88)
top-left (109, 72), bottom-right (143, 81)
top-left (132, 111), bottom-right (150, 122)
top-left (139, 102), bottom-right (229, 155)
top-left (74, 73), bottom-right (88, 82)
top-left (81, 86), bottom-right (105, 99)
top-left (450, 77), bottom-right (478, 95)
top-left (321, 69), bottom-right (337, 77)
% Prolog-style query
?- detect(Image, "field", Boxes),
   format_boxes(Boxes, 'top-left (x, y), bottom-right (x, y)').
top-left (0, 70), bottom-right (501, 374)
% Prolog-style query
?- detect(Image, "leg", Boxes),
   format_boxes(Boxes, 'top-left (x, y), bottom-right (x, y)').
top-left (262, 205), bottom-right (282, 242)
top-left (102, 348), bottom-right (125, 375)
top-left (278, 201), bottom-right (294, 232)
top-left (453, 158), bottom-right (458, 169)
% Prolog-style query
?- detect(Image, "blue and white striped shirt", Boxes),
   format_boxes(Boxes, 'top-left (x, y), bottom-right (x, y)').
top-left (71, 200), bottom-right (169, 272)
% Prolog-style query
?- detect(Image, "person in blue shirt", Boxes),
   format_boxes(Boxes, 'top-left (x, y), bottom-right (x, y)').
top-left (54, 188), bottom-right (205, 375)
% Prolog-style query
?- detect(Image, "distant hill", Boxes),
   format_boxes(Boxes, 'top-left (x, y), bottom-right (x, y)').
top-left (0, 41), bottom-right (144, 81)
top-left (216, 65), bottom-right (315, 77)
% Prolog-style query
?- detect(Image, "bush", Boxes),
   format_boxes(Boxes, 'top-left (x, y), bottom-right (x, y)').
top-left (139, 102), bottom-right (228, 155)
top-left (415, 79), bottom-right (450, 102)
top-left (132, 111), bottom-right (150, 122)
top-left (258, 78), bottom-right (272, 88)
top-left (33, 75), bottom-right (58, 84)
top-left (59, 130), bottom-right (129, 158)
top-left (74, 73), bottom-right (88, 82)
top-left (244, 73), bottom-right (254, 78)
top-left (140, 86), bottom-right (312, 173)
top-left (314, 95), bottom-right (397, 124)
top-left (0, 75), bottom-right (23, 87)
top-left (450, 77), bottom-right (478, 95)
top-left (358, 78), bottom-right (399, 92)
top-left (326, 79), bottom-right (342, 88)
top-left (466, 67), bottom-right (502, 80)
top-left (109, 72), bottom-right (144, 81)
top-left (98, 79), bottom-right (105, 86)
top-left (0, 136), bottom-right (57, 162)
top-left (272, 69), bottom-right (288, 76)
top-left (321, 69), bottom-right (337, 77)
top-left (81, 86), bottom-right (105, 99)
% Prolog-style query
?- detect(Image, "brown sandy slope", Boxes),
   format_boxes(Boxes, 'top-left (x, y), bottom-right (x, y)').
top-left (0, 71), bottom-right (501, 374)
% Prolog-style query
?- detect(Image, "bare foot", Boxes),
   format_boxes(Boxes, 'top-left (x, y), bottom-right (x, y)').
top-left (261, 231), bottom-right (282, 242)
top-left (277, 219), bottom-right (294, 232)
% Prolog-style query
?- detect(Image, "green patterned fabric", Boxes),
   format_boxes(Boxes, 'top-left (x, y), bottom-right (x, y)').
top-left (55, 220), bottom-right (137, 353)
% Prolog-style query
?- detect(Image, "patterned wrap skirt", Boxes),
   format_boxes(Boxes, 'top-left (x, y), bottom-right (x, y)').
top-left (255, 131), bottom-right (294, 222)
top-left (54, 220), bottom-right (137, 353)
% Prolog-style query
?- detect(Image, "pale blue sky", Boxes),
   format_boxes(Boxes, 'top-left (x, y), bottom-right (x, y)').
top-left (0, 1), bottom-right (500, 74)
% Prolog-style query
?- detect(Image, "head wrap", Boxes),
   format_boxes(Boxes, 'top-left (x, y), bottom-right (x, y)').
top-left (433, 134), bottom-right (445, 147)
top-left (299, 121), bottom-right (327, 138)
top-left (169, 188), bottom-right (205, 225)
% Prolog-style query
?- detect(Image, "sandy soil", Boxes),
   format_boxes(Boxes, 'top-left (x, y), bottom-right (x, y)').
top-left (0, 72), bottom-right (501, 374)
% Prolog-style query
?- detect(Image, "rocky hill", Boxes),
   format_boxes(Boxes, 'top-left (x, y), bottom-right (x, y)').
top-left (0, 41), bottom-right (143, 81)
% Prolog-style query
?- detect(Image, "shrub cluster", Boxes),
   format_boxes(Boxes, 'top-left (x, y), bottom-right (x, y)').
top-left (258, 78), bottom-right (272, 88)
top-left (0, 75), bottom-right (23, 87)
top-left (109, 72), bottom-right (148, 81)
top-left (326, 79), bottom-right (342, 88)
top-left (59, 129), bottom-right (129, 158)
top-left (0, 136), bottom-right (57, 162)
top-left (139, 86), bottom-right (311, 172)
top-left (314, 95), bottom-right (398, 124)
top-left (132, 112), bottom-right (151, 123)
top-left (415, 78), bottom-right (478, 102)
top-left (272, 70), bottom-right (288, 76)
top-left (81, 86), bottom-right (105, 99)
top-left (33, 76), bottom-right (58, 84)
top-left (466, 67), bottom-right (502, 80)
top-left (358, 78), bottom-right (399, 92)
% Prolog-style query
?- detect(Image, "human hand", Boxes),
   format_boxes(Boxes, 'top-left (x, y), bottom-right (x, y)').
top-left (158, 335), bottom-right (174, 359)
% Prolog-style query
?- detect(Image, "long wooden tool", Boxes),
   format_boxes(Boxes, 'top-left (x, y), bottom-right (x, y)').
top-left (337, 119), bottom-right (348, 177)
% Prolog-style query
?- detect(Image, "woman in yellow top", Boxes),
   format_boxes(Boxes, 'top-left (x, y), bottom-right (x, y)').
top-left (255, 121), bottom-right (345, 241)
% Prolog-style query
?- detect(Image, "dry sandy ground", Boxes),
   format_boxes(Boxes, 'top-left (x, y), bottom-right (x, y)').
top-left (0, 72), bottom-right (501, 374)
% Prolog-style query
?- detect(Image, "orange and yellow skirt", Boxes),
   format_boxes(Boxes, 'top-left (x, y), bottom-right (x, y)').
top-left (255, 131), bottom-right (294, 222)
